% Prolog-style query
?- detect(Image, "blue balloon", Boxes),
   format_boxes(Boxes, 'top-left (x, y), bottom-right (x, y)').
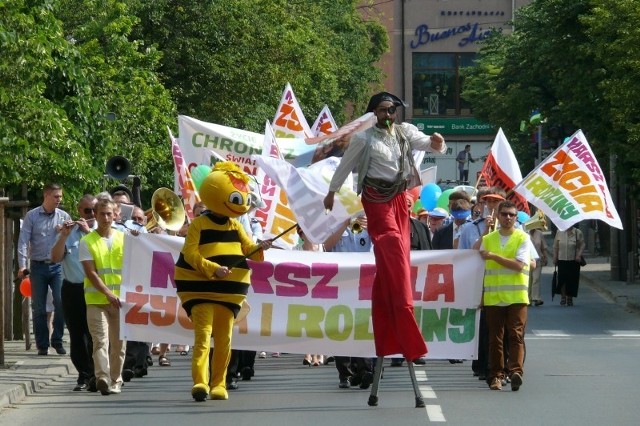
top-left (517, 211), bottom-right (530, 224)
top-left (420, 183), bottom-right (442, 211)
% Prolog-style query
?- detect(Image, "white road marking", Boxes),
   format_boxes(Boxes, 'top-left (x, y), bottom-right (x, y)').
top-left (607, 330), bottom-right (640, 337)
top-left (426, 404), bottom-right (446, 422)
top-left (415, 370), bottom-right (428, 381)
top-left (419, 385), bottom-right (437, 399)
top-left (531, 330), bottom-right (571, 337)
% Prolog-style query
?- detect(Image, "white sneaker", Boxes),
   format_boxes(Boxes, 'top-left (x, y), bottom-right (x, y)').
top-left (110, 381), bottom-right (123, 394)
top-left (259, 351), bottom-right (267, 358)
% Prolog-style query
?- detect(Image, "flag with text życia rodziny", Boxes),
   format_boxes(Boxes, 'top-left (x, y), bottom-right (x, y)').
top-left (513, 130), bottom-right (622, 231)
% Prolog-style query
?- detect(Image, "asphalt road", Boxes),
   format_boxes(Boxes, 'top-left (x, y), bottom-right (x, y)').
top-left (2, 269), bottom-right (640, 426)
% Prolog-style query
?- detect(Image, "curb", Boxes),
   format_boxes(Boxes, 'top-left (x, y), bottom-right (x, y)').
top-left (581, 272), bottom-right (640, 314)
top-left (0, 358), bottom-right (74, 410)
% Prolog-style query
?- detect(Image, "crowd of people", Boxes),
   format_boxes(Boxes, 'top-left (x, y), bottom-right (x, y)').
top-left (16, 91), bottom-right (586, 401)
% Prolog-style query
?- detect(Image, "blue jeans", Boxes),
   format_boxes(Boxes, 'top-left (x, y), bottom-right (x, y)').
top-left (30, 262), bottom-right (65, 349)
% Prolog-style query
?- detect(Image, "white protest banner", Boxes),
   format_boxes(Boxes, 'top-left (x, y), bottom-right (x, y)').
top-left (272, 82), bottom-right (313, 139)
top-left (169, 127), bottom-right (200, 220)
top-left (177, 115), bottom-right (315, 173)
top-left (253, 155), bottom-right (362, 244)
top-left (120, 234), bottom-right (483, 359)
top-left (311, 105), bottom-right (338, 137)
top-left (513, 130), bottom-right (622, 231)
top-left (254, 121), bottom-right (297, 249)
top-left (421, 165), bottom-right (438, 185)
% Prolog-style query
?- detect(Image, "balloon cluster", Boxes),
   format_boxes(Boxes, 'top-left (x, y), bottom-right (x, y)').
top-left (418, 184), bottom-right (454, 213)
top-left (191, 164), bottom-right (212, 192)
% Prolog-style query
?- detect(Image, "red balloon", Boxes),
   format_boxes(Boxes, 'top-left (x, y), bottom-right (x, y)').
top-left (19, 278), bottom-right (32, 298)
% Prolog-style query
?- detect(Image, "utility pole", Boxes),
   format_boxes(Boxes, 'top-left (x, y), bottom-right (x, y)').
top-left (610, 153), bottom-right (622, 280)
top-left (0, 196), bottom-right (8, 366)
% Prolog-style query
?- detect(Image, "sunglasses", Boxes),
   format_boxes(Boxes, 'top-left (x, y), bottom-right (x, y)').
top-left (377, 106), bottom-right (397, 115)
top-left (500, 212), bottom-right (517, 218)
top-left (83, 208), bottom-right (95, 214)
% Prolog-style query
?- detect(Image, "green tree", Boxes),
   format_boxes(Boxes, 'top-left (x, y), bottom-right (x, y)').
top-left (462, 0), bottom-right (621, 175)
top-left (129, 0), bottom-right (388, 131)
top-left (55, 0), bottom-right (177, 205)
top-left (1, 0), bottom-right (176, 209)
top-left (0, 0), bottom-right (90, 203)
top-left (583, 0), bottom-right (640, 186)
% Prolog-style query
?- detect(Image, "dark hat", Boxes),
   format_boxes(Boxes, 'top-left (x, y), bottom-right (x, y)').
top-left (109, 184), bottom-right (133, 202)
top-left (366, 92), bottom-right (407, 113)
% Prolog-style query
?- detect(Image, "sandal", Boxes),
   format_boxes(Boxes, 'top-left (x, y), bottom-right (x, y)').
top-left (567, 297), bottom-right (574, 306)
top-left (560, 297), bottom-right (567, 306)
top-left (159, 356), bottom-right (171, 367)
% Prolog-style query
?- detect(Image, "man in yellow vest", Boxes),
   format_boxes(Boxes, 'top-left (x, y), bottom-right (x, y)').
top-left (79, 198), bottom-right (126, 395)
top-left (475, 200), bottom-right (531, 391)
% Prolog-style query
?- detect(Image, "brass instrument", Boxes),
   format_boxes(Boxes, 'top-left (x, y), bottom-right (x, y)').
top-left (350, 216), bottom-right (366, 234)
top-left (523, 210), bottom-right (547, 232)
top-left (145, 188), bottom-right (186, 232)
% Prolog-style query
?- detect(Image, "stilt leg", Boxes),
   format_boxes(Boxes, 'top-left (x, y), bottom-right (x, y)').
top-left (367, 356), bottom-right (384, 406)
top-left (407, 360), bottom-right (425, 408)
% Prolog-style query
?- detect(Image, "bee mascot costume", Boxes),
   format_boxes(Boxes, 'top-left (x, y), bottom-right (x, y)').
top-left (175, 161), bottom-right (271, 402)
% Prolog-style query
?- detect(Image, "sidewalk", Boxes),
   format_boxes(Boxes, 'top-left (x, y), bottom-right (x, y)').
top-left (579, 255), bottom-right (640, 312)
top-left (0, 338), bottom-right (74, 410)
top-left (1, 255), bottom-right (640, 411)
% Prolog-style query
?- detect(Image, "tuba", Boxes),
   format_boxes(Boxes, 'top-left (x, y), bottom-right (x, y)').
top-left (524, 210), bottom-right (547, 232)
top-left (145, 188), bottom-right (186, 232)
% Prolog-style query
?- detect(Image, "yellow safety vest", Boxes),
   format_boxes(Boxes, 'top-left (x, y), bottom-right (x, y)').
top-left (82, 230), bottom-right (124, 305)
top-left (482, 229), bottom-right (530, 306)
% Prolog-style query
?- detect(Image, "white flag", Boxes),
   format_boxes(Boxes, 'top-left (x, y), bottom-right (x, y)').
top-left (513, 130), bottom-right (622, 231)
top-left (252, 155), bottom-right (363, 244)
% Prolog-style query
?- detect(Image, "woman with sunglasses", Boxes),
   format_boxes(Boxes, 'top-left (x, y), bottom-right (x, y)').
top-left (323, 91), bottom-right (446, 366)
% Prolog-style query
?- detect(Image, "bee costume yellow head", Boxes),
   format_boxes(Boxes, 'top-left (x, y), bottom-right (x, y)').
top-left (199, 162), bottom-right (252, 218)
top-left (174, 161), bottom-right (264, 402)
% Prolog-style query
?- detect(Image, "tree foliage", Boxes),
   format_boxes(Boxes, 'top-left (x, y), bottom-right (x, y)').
top-left (462, 0), bottom-right (640, 188)
top-left (0, 0), bottom-right (89, 201)
top-left (129, 0), bottom-right (388, 131)
top-left (1, 0), bottom-right (176, 209)
top-left (2, 0), bottom-right (387, 210)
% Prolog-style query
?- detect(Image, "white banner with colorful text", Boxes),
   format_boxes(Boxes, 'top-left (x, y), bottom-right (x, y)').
top-left (513, 129), bottom-right (622, 231)
top-left (120, 234), bottom-right (483, 359)
top-left (177, 115), bottom-right (315, 175)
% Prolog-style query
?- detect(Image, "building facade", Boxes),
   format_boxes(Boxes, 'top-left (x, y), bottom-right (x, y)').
top-left (374, 0), bottom-right (532, 185)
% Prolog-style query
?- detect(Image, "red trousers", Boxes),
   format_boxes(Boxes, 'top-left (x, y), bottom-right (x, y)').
top-left (363, 190), bottom-right (428, 360)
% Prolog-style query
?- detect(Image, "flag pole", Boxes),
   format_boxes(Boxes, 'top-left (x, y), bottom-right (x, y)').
top-left (229, 222), bottom-right (298, 268)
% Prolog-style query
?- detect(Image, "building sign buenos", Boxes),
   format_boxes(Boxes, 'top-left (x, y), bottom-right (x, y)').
top-left (410, 22), bottom-right (497, 49)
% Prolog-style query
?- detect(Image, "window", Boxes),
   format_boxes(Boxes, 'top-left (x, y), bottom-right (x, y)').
top-left (412, 53), bottom-right (476, 117)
